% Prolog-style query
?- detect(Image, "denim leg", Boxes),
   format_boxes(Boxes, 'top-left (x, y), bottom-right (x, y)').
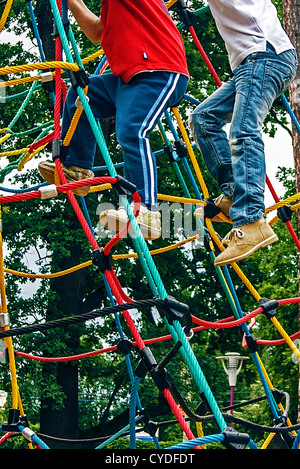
top-left (230, 48), bottom-right (297, 226)
top-left (190, 80), bottom-right (236, 200)
top-left (60, 73), bottom-right (120, 169)
top-left (115, 72), bottom-right (188, 207)
top-left (191, 48), bottom-right (297, 227)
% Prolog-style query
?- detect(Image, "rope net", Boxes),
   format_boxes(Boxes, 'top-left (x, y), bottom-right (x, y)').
top-left (0, 0), bottom-right (300, 450)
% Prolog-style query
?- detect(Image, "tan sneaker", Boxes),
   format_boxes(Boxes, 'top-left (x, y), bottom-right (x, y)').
top-left (38, 161), bottom-right (94, 197)
top-left (99, 203), bottom-right (161, 240)
top-left (214, 217), bottom-right (278, 266)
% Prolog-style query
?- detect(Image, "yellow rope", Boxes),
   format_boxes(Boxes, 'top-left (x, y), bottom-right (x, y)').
top-left (172, 106), bottom-right (209, 199)
top-left (205, 218), bottom-right (261, 301)
top-left (3, 235), bottom-right (199, 279)
top-left (0, 0), bottom-right (13, 32)
top-left (1, 74), bottom-right (42, 88)
top-left (0, 207), bottom-right (20, 410)
top-left (0, 61), bottom-right (79, 77)
top-left (271, 316), bottom-right (300, 360)
top-left (62, 86), bottom-right (88, 147)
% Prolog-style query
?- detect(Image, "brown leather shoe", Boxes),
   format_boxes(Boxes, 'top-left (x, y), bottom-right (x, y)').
top-left (214, 217), bottom-right (278, 266)
top-left (38, 161), bottom-right (94, 197)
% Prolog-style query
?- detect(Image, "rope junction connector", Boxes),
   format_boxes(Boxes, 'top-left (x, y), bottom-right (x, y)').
top-left (272, 388), bottom-right (286, 406)
top-left (174, 138), bottom-right (188, 159)
top-left (150, 366), bottom-right (173, 393)
top-left (171, 0), bottom-right (194, 28)
top-left (52, 139), bottom-right (62, 160)
top-left (2, 409), bottom-right (29, 432)
top-left (244, 334), bottom-right (258, 353)
top-left (135, 346), bottom-right (157, 379)
top-left (92, 247), bottom-right (113, 272)
top-left (259, 297), bottom-right (278, 319)
top-left (113, 175), bottom-right (137, 199)
top-left (135, 408), bottom-right (159, 438)
top-left (53, 19), bottom-right (70, 38)
top-left (196, 392), bottom-right (212, 416)
top-left (204, 198), bottom-right (221, 220)
top-left (117, 338), bottom-right (133, 355)
top-left (157, 295), bottom-right (191, 328)
top-left (277, 204), bottom-right (293, 223)
top-left (221, 426), bottom-right (250, 449)
top-left (68, 67), bottom-right (90, 90)
top-left (164, 143), bottom-right (180, 163)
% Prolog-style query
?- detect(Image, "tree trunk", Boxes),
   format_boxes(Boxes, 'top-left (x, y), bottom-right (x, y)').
top-left (282, 0), bottom-right (300, 423)
top-left (40, 241), bottom-right (86, 449)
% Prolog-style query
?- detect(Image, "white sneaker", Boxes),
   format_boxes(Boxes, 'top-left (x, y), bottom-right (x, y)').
top-left (99, 203), bottom-right (161, 240)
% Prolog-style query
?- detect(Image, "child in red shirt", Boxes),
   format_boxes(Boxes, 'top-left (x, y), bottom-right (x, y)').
top-left (39, 0), bottom-right (189, 240)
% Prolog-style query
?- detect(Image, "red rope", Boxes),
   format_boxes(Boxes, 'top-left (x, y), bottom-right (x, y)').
top-left (266, 176), bottom-right (300, 251)
top-left (103, 192), bottom-right (141, 256)
top-left (105, 269), bottom-right (145, 350)
top-left (189, 25), bottom-right (222, 88)
top-left (163, 388), bottom-right (200, 447)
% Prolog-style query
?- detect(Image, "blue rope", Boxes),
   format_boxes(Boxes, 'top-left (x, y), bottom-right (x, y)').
top-left (18, 425), bottom-right (49, 449)
top-left (129, 376), bottom-right (141, 449)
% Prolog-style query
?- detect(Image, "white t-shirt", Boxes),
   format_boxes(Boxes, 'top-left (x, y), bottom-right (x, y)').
top-left (207, 0), bottom-right (294, 70)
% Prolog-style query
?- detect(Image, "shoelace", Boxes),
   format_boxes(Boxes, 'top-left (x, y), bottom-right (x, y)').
top-left (221, 227), bottom-right (244, 246)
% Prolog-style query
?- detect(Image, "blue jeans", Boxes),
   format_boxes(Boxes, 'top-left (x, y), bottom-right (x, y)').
top-left (60, 71), bottom-right (188, 207)
top-left (191, 45), bottom-right (297, 227)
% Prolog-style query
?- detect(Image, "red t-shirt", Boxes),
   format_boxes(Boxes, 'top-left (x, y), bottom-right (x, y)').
top-left (100, 0), bottom-right (189, 83)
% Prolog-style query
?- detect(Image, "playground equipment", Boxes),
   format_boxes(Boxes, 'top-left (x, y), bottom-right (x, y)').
top-left (0, 0), bottom-right (300, 450)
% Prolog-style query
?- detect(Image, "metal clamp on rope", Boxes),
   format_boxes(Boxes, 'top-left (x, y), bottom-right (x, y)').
top-left (222, 426), bottom-right (250, 450)
top-left (136, 409), bottom-right (159, 438)
top-left (75, 95), bottom-right (89, 110)
top-left (196, 392), bottom-right (212, 416)
top-left (21, 426), bottom-right (36, 442)
top-left (40, 71), bottom-right (53, 84)
top-left (39, 184), bottom-right (58, 199)
top-left (0, 313), bottom-right (10, 328)
top-left (259, 297), bottom-right (278, 319)
top-left (92, 247), bottom-right (113, 272)
top-left (40, 71), bottom-right (55, 94)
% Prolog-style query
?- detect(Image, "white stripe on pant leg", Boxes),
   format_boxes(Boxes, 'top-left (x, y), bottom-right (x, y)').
top-left (138, 73), bottom-right (180, 206)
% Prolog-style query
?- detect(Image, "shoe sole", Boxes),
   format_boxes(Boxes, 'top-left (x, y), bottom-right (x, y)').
top-left (100, 213), bottom-right (161, 240)
top-left (39, 163), bottom-right (90, 197)
top-left (214, 234), bottom-right (278, 266)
